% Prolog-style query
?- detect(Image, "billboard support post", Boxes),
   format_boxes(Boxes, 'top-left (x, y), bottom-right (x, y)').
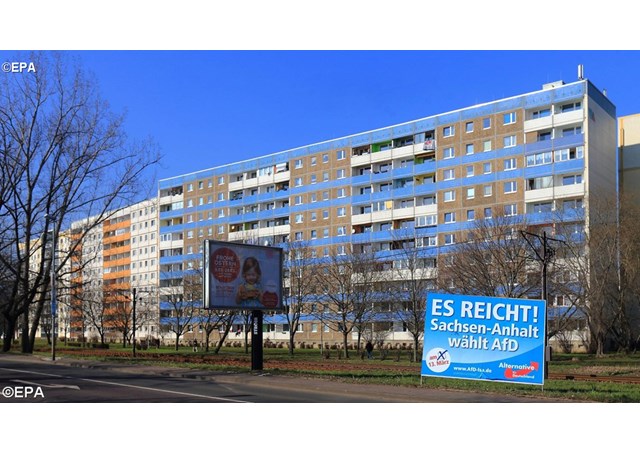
top-left (251, 310), bottom-right (263, 371)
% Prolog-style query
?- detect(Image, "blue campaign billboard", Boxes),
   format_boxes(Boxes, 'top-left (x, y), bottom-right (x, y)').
top-left (421, 293), bottom-right (547, 385)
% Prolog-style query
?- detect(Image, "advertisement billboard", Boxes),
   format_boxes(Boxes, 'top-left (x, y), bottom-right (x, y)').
top-left (421, 293), bottom-right (547, 385)
top-left (203, 240), bottom-right (284, 311)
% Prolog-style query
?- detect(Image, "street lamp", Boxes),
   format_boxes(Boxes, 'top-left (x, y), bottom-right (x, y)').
top-left (44, 214), bottom-right (58, 361)
top-left (520, 230), bottom-right (566, 379)
top-left (132, 288), bottom-right (138, 357)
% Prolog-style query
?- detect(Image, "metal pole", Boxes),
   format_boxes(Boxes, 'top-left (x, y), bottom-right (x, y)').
top-left (542, 231), bottom-right (549, 379)
top-left (132, 288), bottom-right (137, 357)
top-left (51, 225), bottom-right (57, 362)
top-left (51, 240), bottom-right (58, 361)
top-left (251, 310), bottom-right (263, 371)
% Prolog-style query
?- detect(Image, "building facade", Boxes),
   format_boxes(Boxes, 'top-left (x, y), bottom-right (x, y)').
top-left (157, 77), bottom-right (617, 349)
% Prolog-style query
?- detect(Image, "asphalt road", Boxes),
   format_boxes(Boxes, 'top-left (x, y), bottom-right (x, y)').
top-left (0, 354), bottom-right (560, 403)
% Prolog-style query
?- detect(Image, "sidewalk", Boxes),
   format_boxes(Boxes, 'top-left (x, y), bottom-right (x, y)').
top-left (32, 354), bottom-right (567, 403)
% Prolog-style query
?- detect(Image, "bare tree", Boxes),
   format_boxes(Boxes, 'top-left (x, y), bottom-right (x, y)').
top-left (82, 288), bottom-right (108, 345)
top-left (387, 230), bottom-right (437, 361)
top-left (611, 194), bottom-right (640, 351)
top-left (283, 241), bottom-right (317, 355)
top-left (437, 214), bottom-right (540, 299)
top-left (315, 245), bottom-right (379, 358)
top-left (555, 194), bottom-right (633, 356)
top-left (0, 52), bottom-right (160, 352)
top-left (200, 308), bottom-right (236, 353)
top-left (161, 266), bottom-right (200, 351)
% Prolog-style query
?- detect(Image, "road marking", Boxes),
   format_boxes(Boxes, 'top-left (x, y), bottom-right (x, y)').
top-left (1, 367), bottom-right (64, 378)
top-left (79, 378), bottom-right (252, 403)
top-left (12, 379), bottom-right (80, 390)
top-left (1, 365), bottom-right (250, 402)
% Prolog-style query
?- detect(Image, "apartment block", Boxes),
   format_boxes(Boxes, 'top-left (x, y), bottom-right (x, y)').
top-left (619, 114), bottom-right (640, 205)
top-left (158, 77), bottom-right (617, 347)
top-left (66, 199), bottom-right (159, 343)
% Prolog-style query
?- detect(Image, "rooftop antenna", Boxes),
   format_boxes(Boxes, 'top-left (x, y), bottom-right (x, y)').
top-left (578, 64), bottom-right (584, 80)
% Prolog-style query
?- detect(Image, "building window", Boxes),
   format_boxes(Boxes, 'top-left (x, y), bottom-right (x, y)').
top-left (294, 232), bottom-right (303, 241)
top-left (323, 171), bottom-right (329, 182)
top-left (504, 181), bottom-right (517, 194)
top-left (323, 228), bottom-right (329, 238)
top-left (337, 207), bottom-right (346, 217)
top-left (416, 215), bottom-right (437, 227)
top-left (323, 153), bottom-right (329, 163)
top-left (527, 176), bottom-right (553, 190)
top-left (554, 146), bottom-right (584, 162)
top-left (526, 151), bottom-right (553, 167)
top-left (466, 187), bottom-right (475, 199)
top-left (294, 195), bottom-right (302, 205)
top-left (444, 212), bottom-right (456, 224)
top-left (336, 169), bottom-right (346, 179)
top-left (337, 188), bottom-right (346, 198)
top-left (465, 143), bottom-right (474, 155)
top-left (483, 140), bottom-right (492, 152)
top-left (466, 165), bottom-right (474, 177)
top-left (310, 193), bottom-right (317, 203)
top-left (443, 147), bottom-right (455, 159)
top-left (217, 176), bottom-right (224, 185)
top-left (503, 112), bottom-right (516, 125)
top-left (465, 122), bottom-right (474, 133)
top-left (532, 108), bottom-right (551, 119)
top-left (504, 203), bottom-right (518, 217)
top-left (337, 245), bottom-right (346, 255)
top-left (538, 131), bottom-right (552, 141)
top-left (310, 230), bottom-right (317, 240)
top-left (322, 210), bottom-right (329, 219)
top-left (503, 135), bottom-right (517, 148)
top-left (562, 198), bottom-right (583, 210)
top-left (310, 211), bottom-right (317, 221)
top-left (562, 126), bottom-right (582, 137)
top-left (483, 162), bottom-right (492, 174)
top-left (504, 158), bottom-right (517, 171)
top-left (311, 156), bottom-right (317, 166)
top-left (484, 207), bottom-right (492, 219)
top-left (310, 174), bottom-right (317, 184)
top-left (294, 159), bottom-right (303, 169)
top-left (443, 169), bottom-right (455, 181)
top-left (443, 126), bottom-right (455, 137)
top-left (561, 101), bottom-right (581, 113)
top-left (337, 226), bottom-right (346, 236)
top-left (466, 209), bottom-right (475, 221)
top-left (443, 190), bottom-right (455, 202)
top-left (295, 214), bottom-right (304, 223)
top-left (337, 150), bottom-right (346, 160)
top-left (323, 191), bottom-right (329, 201)
top-left (444, 233), bottom-right (455, 245)
top-left (562, 174), bottom-right (583, 186)
top-left (483, 184), bottom-right (493, 197)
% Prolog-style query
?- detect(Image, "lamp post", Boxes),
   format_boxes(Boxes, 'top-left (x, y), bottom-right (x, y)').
top-left (520, 230), bottom-right (565, 379)
top-left (132, 288), bottom-right (137, 357)
top-left (45, 214), bottom-right (58, 361)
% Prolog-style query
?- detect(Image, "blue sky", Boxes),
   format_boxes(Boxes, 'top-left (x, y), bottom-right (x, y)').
top-left (2, 50), bottom-right (636, 186)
